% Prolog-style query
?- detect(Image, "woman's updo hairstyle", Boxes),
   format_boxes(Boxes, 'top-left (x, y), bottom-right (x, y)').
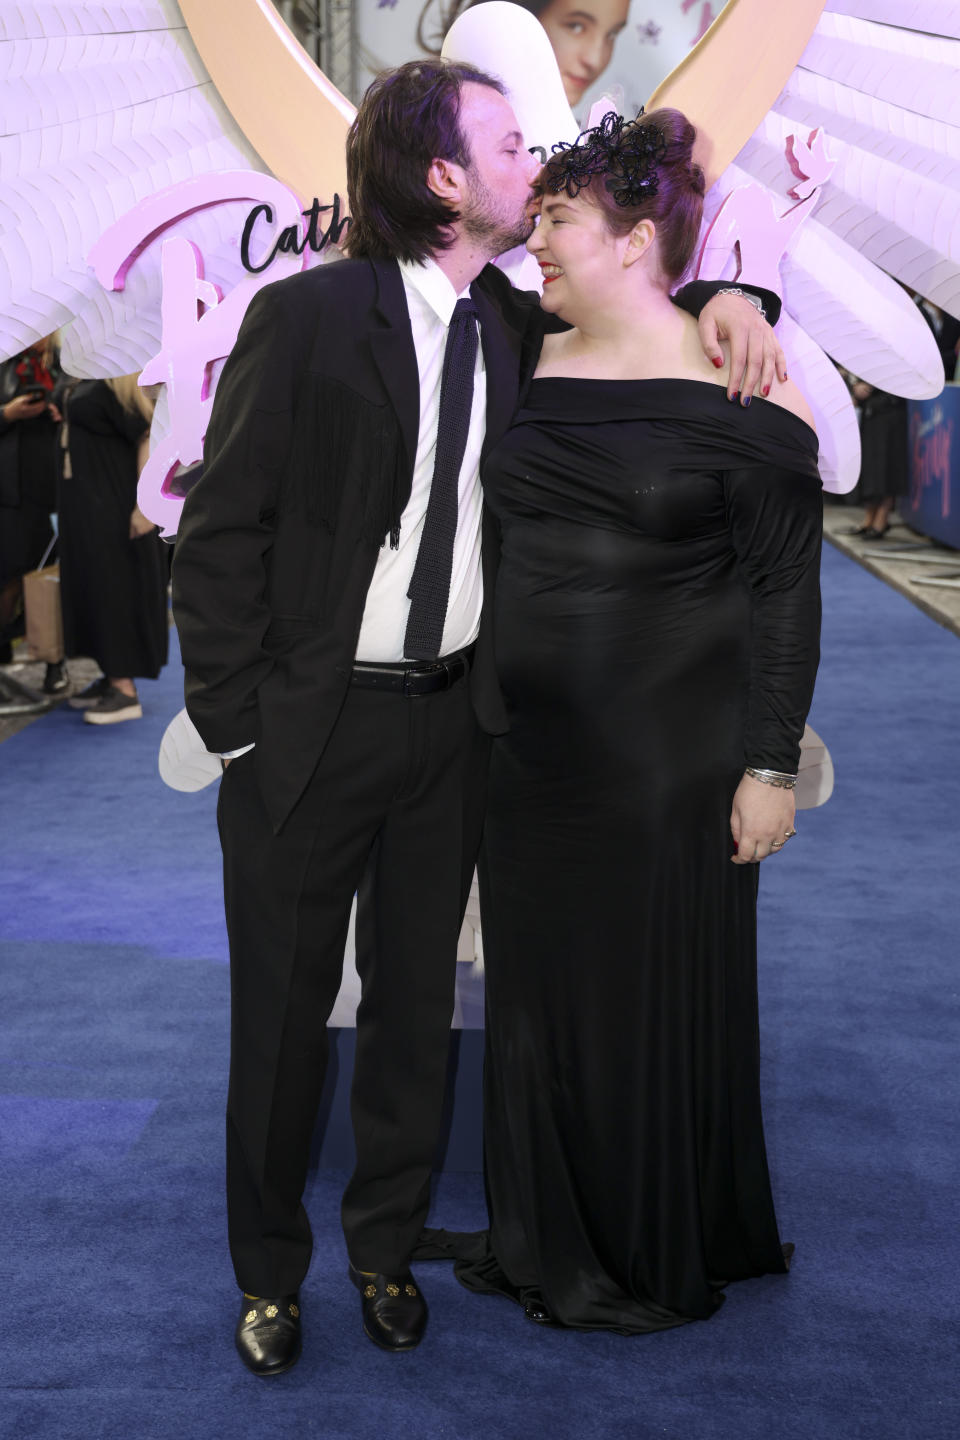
top-left (540, 108), bottom-right (706, 286)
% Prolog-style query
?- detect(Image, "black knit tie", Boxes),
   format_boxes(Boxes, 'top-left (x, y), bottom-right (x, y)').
top-left (404, 296), bottom-right (479, 661)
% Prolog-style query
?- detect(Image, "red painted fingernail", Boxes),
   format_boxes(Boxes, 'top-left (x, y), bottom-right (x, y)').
top-left (784, 371), bottom-right (788, 380)
top-left (728, 391), bottom-right (738, 403)
top-left (712, 356), bottom-right (724, 369)
top-left (762, 384), bottom-right (770, 397)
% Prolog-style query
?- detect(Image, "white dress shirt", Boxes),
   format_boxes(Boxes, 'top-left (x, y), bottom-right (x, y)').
top-left (354, 257), bottom-right (486, 661)
top-left (221, 257), bottom-right (487, 757)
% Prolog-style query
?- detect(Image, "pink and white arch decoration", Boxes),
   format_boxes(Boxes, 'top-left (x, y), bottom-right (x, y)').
top-left (2, 0), bottom-right (959, 513)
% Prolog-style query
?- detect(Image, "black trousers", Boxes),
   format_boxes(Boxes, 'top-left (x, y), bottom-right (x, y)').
top-left (217, 673), bottom-right (489, 1296)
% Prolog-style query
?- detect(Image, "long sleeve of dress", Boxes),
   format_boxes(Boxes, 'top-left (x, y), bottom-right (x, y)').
top-left (723, 461), bottom-right (823, 774)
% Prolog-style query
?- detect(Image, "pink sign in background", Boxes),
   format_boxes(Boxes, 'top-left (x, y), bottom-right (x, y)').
top-left (89, 172), bottom-right (310, 538)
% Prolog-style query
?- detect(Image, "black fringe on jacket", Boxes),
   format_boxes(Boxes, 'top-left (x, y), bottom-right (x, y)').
top-left (287, 375), bottom-right (408, 549)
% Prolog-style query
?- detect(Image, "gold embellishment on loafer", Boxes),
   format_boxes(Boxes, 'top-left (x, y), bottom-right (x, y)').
top-left (244, 1309), bottom-right (258, 1324)
top-left (364, 1284), bottom-right (377, 1299)
top-left (289, 1303), bottom-right (299, 1318)
top-left (264, 1304), bottom-right (278, 1319)
top-left (386, 1283), bottom-right (400, 1297)
top-left (405, 1284), bottom-right (417, 1297)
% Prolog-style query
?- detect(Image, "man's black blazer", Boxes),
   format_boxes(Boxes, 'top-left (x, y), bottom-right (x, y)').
top-left (173, 256), bottom-right (547, 831)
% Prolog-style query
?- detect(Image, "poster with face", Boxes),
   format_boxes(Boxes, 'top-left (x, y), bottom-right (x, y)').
top-left (353, 1), bottom-right (699, 121)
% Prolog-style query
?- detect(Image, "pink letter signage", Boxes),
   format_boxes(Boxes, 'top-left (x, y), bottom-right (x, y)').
top-left (89, 172), bottom-right (308, 537)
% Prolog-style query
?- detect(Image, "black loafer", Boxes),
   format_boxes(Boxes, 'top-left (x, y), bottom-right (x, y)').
top-left (234, 1293), bottom-right (302, 1376)
top-left (523, 1293), bottom-right (556, 1325)
top-left (349, 1265), bottom-right (428, 1351)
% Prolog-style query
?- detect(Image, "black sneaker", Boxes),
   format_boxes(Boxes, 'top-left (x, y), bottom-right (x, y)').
top-left (68, 676), bottom-right (109, 710)
top-left (43, 661), bottom-right (69, 694)
top-left (82, 686), bottom-right (143, 725)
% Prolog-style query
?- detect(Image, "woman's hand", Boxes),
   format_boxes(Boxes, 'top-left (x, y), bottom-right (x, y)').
top-left (730, 773), bottom-right (797, 864)
top-left (129, 505), bottom-right (157, 539)
top-left (3, 394), bottom-right (49, 423)
top-left (698, 294), bottom-right (787, 403)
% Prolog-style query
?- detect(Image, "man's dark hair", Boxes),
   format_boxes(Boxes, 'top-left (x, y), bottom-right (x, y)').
top-left (344, 59), bottom-right (506, 264)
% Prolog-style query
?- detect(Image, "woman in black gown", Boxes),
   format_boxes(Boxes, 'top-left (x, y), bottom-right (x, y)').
top-left (59, 376), bottom-right (169, 722)
top-left (457, 111), bottom-right (823, 1332)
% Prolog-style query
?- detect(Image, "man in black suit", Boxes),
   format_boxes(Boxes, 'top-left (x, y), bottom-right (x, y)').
top-left (173, 59), bottom-right (784, 1376)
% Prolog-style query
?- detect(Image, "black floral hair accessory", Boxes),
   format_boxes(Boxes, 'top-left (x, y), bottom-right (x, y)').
top-left (546, 109), bottom-right (668, 207)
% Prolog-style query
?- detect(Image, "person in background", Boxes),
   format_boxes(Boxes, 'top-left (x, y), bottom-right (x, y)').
top-left (0, 337), bottom-right (64, 692)
top-left (424, 0), bottom-right (631, 110)
top-left (58, 376), bottom-right (168, 723)
top-left (914, 294), bottom-right (960, 383)
top-left (845, 377), bottom-right (907, 540)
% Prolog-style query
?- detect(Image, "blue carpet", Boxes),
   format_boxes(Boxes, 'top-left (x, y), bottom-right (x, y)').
top-left (1, 544), bottom-right (958, 1439)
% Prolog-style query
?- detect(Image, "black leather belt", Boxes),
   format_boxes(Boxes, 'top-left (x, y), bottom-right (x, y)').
top-left (350, 646), bottom-right (474, 696)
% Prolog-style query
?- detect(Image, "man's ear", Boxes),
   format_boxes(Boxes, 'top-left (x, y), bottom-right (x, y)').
top-left (623, 218), bottom-right (656, 267)
top-left (427, 157), bottom-right (466, 207)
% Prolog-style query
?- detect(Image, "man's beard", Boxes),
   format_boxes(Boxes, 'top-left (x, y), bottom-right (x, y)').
top-left (461, 168), bottom-right (534, 256)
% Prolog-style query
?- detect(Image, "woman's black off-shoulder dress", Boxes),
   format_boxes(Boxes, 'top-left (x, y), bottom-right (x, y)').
top-left (460, 377), bottom-right (822, 1333)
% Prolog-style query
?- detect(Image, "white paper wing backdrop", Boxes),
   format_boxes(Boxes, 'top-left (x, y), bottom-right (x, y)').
top-left (648, 0), bottom-right (960, 489)
top-left (699, 0), bottom-right (960, 401)
top-left (0, 0), bottom-right (268, 374)
top-left (776, 9), bottom-right (960, 320)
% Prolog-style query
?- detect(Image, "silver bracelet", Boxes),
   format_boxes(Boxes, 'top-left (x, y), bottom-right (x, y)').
top-left (716, 287), bottom-right (767, 322)
top-left (745, 766), bottom-right (797, 790)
